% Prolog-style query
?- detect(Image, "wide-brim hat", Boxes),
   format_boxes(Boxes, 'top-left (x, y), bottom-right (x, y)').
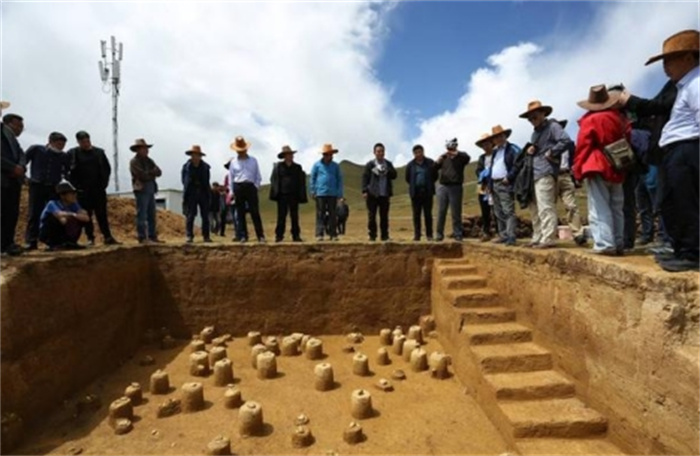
top-left (320, 143), bottom-right (338, 154)
top-left (519, 100), bottom-right (553, 119)
top-left (186, 145), bottom-right (206, 156)
top-left (577, 84), bottom-right (622, 112)
top-left (277, 145), bottom-right (297, 159)
top-left (475, 133), bottom-right (492, 148)
top-left (230, 136), bottom-right (250, 152)
top-left (488, 124), bottom-right (512, 140)
top-left (56, 180), bottom-right (77, 195)
top-left (645, 29), bottom-right (700, 65)
top-left (130, 138), bottom-right (153, 152)
top-left (0, 101), bottom-right (10, 110)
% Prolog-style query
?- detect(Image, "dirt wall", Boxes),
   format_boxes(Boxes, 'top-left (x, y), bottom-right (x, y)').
top-left (462, 244), bottom-right (700, 455)
top-left (149, 243), bottom-right (462, 337)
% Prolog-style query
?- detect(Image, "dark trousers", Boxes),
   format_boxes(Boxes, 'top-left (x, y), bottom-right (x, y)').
top-left (411, 191), bottom-right (433, 240)
top-left (661, 140), bottom-right (699, 261)
top-left (39, 215), bottom-right (82, 247)
top-left (79, 188), bottom-right (114, 241)
top-left (315, 196), bottom-right (337, 238)
top-left (25, 183), bottom-right (57, 244)
top-left (366, 195), bottom-right (390, 240)
top-left (233, 182), bottom-right (264, 240)
top-left (478, 195), bottom-right (492, 236)
top-left (275, 195), bottom-right (300, 240)
top-left (436, 184), bottom-right (464, 240)
top-left (337, 217), bottom-right (347, 235)
top-left (185, 191), bottom-right (211, 238)
top-left (1, 181), bottom-right (22, 252)
top-left (635, 176), bottom-right (655, 242)
top-left (622, 173), bottom-right (639, 249)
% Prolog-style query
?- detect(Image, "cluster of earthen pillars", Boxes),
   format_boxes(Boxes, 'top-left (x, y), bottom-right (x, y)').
top-left (106, 316), bottom-right (449, 454)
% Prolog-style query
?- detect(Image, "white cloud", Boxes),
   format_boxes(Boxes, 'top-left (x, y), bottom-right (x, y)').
top-left (411, 2), bottom-right (699, 158)
top-left (2, 1), bottom-right (406, 191)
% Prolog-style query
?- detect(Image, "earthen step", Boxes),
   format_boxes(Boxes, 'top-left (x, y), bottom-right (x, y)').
top-left (436, 258), bottom-right (470, 265)
top-left (435, 264), bottom-right (478, 276)
top-left (444, 275), bottom-right (488, 290)
top-left (471, 342), bottom-right (553, 374)
top-left (457, 307), bottom-right (516, 324)
top-left (448, 289), bottom-right (500, 308)
top-left (462, 322), bottom-right (533, 345)
top-left (500, 397), bottom-right (608, 438)
top-left (516, 437), bottom-right (625, 455)
top-left (484, 370), bottom-right (576, 401)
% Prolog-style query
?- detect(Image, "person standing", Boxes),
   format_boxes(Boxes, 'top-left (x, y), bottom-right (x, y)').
top-left (488, 125), bottom-right (520, 246)
top-left (270, 145), bottom-right (307, 242)
top-left (228, 136), bottom-right (265, 243)
top-left (181, 145), bottom-right (212, 243)
top-left (209, 182), bottom-right (222, 235)
top-left (129, 138), bottom-right (163, 243)
top-left (475, 134), bottom-right (495, 241)
top-left (1, 112), bottom-right (26, 256)
top-left (573, 85), bottom-right (629, 256)
top-left (67, 131), bottom-right (120, 246)
top-left (336, 198), bottom-right (349, 236)
top-left (362, 143), bottom-right (397, 241)
top-left (406, 144), bottom-right (437, 241)
top-left (310, 143), bottom-right (343, 242)
top-left (519, 100), bottom-right (574, 249)
top-left (553, 119), bottom-right (587, 246)
top-left (23, 132), bottom-right (71, 250)
top-left (435, 138), bottom-right (471, 242)
top-left (39, 181), bottom-right (90, 251)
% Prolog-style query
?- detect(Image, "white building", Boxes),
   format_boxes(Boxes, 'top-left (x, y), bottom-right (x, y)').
top-left (111, 188), bottom-right (185, 217)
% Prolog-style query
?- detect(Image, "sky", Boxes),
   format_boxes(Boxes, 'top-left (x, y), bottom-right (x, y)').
top-left (1, 0), bottom-right (698, 192)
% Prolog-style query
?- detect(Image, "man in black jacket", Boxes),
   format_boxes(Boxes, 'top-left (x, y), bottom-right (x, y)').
top-left (405, 144), bottom-right (438, 241)
top-left (1, 112), bottom-right (27, 256)
top-left (270, 145), bottom-right (307, 242)
top-left (67, 131), bottom-right (120, 245)
top-left (362, 143), bottom-right (397, 241)
top-left (435, 138), bottom-right (471, 242)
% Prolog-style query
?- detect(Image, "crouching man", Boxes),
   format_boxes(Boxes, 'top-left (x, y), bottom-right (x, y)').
top-left (39, 180), bottom-right (90, 251)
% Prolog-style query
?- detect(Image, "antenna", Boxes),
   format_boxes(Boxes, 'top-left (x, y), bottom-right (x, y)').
top-left (98, 36), bottom-right (124, 192)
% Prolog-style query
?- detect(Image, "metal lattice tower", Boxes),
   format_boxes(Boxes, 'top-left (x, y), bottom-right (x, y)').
top-left (99, 36), bottom-right (123, 191)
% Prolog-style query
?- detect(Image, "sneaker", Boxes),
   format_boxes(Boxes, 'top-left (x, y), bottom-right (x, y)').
top-left (479, 234), bottom-right (492, 242)
top-left (369, 237), bottom-right (376, 242)
top-left (434, 236), bottom-right (444, 242)
top-left (104, 237), bottom-right (122, 245)
top-left (6, 244), bottom-right (24, 256)
top-left (532, 242), bottom-right (555, 249)
top-left (657, 257), bottom-right (700, 273)
top-left (330, 237), bottom-right (339, 242)
top-left (24, 242), bottom-right (38, 251)
top-left (239, 238), bottom-right (248, 243)
top-left (592, 248), bottom-right (618, 256)
top-left (637, 237), bottom-right (653, 246)
top-left (505, 237), bottom-right (517, 246)
top-left (574, 235), bottom-right (587, 246)
top-left (316, 236), bottom-right (324, 242)
top-left (648, 244), bottom-right (673, 255)
top-left (293, 237), bottom-right (303, 243)
top-left (491, 237), bottom-right (507, 244)
top-left (203, 238), bottom-right (213, 243)
top-left (186, 237), bottom-right (194, 243)
top-left (138, 238), bottom-right (148, 245)
top-left (149, 238), bottom-right (165, 244)
top-left (381, 237), bottom-right (391, 242)
top-left (426, 236), bottom-right (434, 241)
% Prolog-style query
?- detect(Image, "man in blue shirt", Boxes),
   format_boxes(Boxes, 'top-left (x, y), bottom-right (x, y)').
top-left (228, 136), bottom-right (265, 243)
top-left (310, 144), bottom-right (344, 241)
top-left (182, 145), bottom-right (212, 243)
top-left (39, 181), bottom-right (90, 250)
top-left (362, 143), bottom-right (397, 241)
top-left (24, 132), bottom-right (71, 250)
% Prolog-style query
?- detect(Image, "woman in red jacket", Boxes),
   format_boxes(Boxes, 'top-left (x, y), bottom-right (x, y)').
top-left (573, 85), bottom-right (631, 256)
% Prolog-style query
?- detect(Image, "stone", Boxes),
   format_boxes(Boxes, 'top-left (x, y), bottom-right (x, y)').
top-left (150, 370), bottom-right (170, 395)
top-left (407, 325), bottom-right (424, 344)
top-left (341, 344), bottom-right (355, 353)
top-left (138, 355), bottom-right (156, 366)
top-left (419, 315), bottom-right (436, 333)
top-left (392, 334), bottom-right (406, 355)
top-left (375, 378), bottom-right (393, 392)
top-left (238, 401), bottom-right (263, 436)
top-left (213, 358), bottom-right (234, 386)
top-left (281, 336), bottom-right (300, 356)
top-left (402, 340), bottom-right (420, 362)
top-left (108, 397), bottom-right (133, 424)
top-left (190, 340), bottom-right (206, 353)
top-left (250, 344), bottom-right (269, 369)
top-left (265, 336), bottom-right (281, 356)
top-left (113, 418), bottom-right (133, 435)
top-left (352, 352), bottom-right (370, 376)
top-left (208, 346), bottom-right (227, 368)
top-left (247, 331), bottom-right (262, 346)
top-left (206, 436), bottom-right (232, 455)
top-left (346, 332), bottom-right (364, 344)
top-left (200, 326), bottom-right (215, 344)
top-left (291, 425), bottom-right (313, 448)
top-left (410, 348), bottom-right (428, 372)
top-left (429, 352), bottom-right (450, 379)
top-left (350, 389), bottom-right (373, 420)
top-left (124, 383), bottom-right (143, 406)
top-left (156, 398), bottom-right (181, 418)
top-left (314, 363), bottom-right (335, 392)
top-left (306, 338), bottom-right (324, 360)
top-left (211, 336), bottom-right (228, 348)
top-left (223, 386), bottom-right (243, 409)
top-left (160, 335), bottom-right (177, 350)
top-left (343, 422), bottom-right (364, 444)
top-left (391, 369), bottom-right (406, 380)
top-left (295, 413), bottom-right (310, 425)
top-left (257, 351), bottom-right (278, 379)
top-left (189, 351), bottom-right (210, 377)
top-left (75, 394), bottom-right (101, 415)
top-left (379, 328), bottom-right (393, 346)
top-left (376, 347), bottom-right (391, 366)
top-left (181, 382), bottom-right (205, 413)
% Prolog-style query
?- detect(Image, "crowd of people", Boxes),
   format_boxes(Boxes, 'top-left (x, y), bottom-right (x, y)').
top-left (1, 29), bottom-right (697, 272)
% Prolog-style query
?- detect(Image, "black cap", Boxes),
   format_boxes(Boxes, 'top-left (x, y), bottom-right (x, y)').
top-left (49, 132), bottom-right (67, 142)
top-left (56, 180), bottom-right (77, 195)
top-left (75, 130), bottom-right (90, 140)
top-left (412, 144), bottom-right (424, 152)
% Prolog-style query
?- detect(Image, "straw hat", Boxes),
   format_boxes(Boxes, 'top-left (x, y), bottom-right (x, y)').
top-left (475, 133), bottom-right (492, 148)
top-left (489, 124), bottom-right (512, 139)
top-left (277, 145), bottom-right (297, 159)
top-left (130, 138), bottom-right (153, 152)
top-left (230, 136), bottom-right (251, 152)
top-left (519, 100), bottom-right (553, 119)
top-left (320, 143), bottom-right (338, 154)
top-left (0, 101), bottom-right (10, 110)
top-left (185, 145), bottom-right (205, 156)
top-left (576, 85), bottom-right (622, 112)
top-left (645, 29), bottom-right (700, 65)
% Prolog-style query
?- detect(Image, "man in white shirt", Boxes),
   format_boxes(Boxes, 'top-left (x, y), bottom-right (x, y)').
top-left (228, 136), bottom-right (265, 243)
top-left (642, 30), bottom-right (699, 272)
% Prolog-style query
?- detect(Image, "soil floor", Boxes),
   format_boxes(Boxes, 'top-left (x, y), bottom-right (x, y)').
top-left (15, 336), bottom-right (510, 456)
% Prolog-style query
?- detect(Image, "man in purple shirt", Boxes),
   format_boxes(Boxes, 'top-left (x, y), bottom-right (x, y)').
top-left (228, 136), bottom-right (265, 243)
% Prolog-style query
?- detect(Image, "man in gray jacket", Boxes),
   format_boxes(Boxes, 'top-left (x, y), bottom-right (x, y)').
top-left (519, 100), bottom-right (574, 249)
top-left (362, 143), bottom-right (397, 241)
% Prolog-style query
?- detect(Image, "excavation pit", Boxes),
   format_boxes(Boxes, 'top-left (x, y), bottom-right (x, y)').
top-left (1, 243), bottom-right (698, 455)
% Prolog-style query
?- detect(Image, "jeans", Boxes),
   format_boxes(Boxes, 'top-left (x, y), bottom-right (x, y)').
top-left (1, 181), bottom-right (22, 252)
top-left (135, 181), bottom-right (157, 241)
top-left (556, 172), bottom-right (584, 238)
top-left (436, 184), bottom-right (463, 240)
top-left (79, 187), bottom-right (114, 241)
top-left (622, 173), bottom-right (639, 248)
top-left (411, 190), bottom-right (433, 240)
top-left (366, 195), bottom-right (390, 240)
top-left (660, 140), bottom-right (699, 261)
top-left (315, 196), bottom-right (337, 238)
top-left (529, 175), bottom-right (558, 244)
top-left (586, 174), bottom-right (624, 252)
top-left (25, 183), bottom-right (57, 244)
top-left (233, 182), bottom-right (265, 240)
top-left (185, 190), bottom-right (211, 239)
top-left (491, 180), bottom-right (516, 241)
top-left (275, 195), bottom-right (301, 240)
top-left (337, 217), bottom-right (347, 235)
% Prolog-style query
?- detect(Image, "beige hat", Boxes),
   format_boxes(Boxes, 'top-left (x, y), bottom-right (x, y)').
top-left (186, 145), bottom-right (205, 156)
top-left (0, 101), bottom-right (10, 110)
top-left (645, 29), bottom-right (700, 65)
top-left (489, 124), bottom-right (512, 139)
top-left (519, 100), bottom-right (553, 119)
top-left (230, 136), bottom-right (251, 152)
top-left (130, 138), bottom-right (153, 152)
top-left (577, 84), bottom-right (622, 112)
top-left (277, 145), bottom-right (297, 159)
top-left (320, 143), bottom-right (338, 154)
top-left (475, 133), bottom-right (492, 148)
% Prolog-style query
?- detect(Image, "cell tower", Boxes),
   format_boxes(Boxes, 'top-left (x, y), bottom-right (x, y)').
top-left (99, 36), bottom-right (123, 191)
